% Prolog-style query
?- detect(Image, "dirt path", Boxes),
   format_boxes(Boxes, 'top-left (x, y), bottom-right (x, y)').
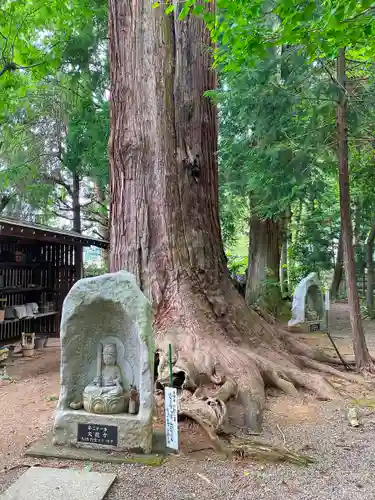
top-left (0, 340), bottom-right (60, 472)
top-left (1, 305), bottom-right (375, 499)
top-left (296, 301), bottom-right (375, 360)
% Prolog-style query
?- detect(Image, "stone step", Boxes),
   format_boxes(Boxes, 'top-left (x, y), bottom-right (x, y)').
top-left (0, 467), bottom-right (116, 500)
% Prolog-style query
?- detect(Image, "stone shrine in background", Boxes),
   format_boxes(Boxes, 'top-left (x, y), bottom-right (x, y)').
top-left (288, 272), bottom-right (326, 332)
top-left (53, 271), bottom-right (154, 453)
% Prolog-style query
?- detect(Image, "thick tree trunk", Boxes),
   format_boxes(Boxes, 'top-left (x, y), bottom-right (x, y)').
top-left (366, 223), bottom-right (375, 318)
top-left (108, 2), bottom-right (363, 445)
top-left (330, 231), bottom-right (343, 300)
top-left (246, 215), bottom-right (283, 306)
top-left (336, 48), bottom-right (373, 372)
top-left (109, 1), bottom-right (224, 297)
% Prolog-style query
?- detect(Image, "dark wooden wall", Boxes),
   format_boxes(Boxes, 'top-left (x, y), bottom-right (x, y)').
top-left (0, 237), bottom-right (79, 342)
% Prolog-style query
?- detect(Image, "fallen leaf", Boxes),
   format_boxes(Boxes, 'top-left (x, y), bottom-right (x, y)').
top-left (196, 472), bottom-right (211, 484)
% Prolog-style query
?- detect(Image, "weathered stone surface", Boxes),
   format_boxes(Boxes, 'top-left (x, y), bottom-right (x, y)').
top-left (53, 271), bottom-right (154, 453)
top-left (0, 467), bottom-right (116, 500)
top-left (26, 431), bottom-right (166, 466)
top-left (288, 272), bottom-right (325, 328)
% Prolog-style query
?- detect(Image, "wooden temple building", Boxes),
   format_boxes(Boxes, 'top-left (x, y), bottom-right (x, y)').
top-left (0, 217), bottom-right (108, 342)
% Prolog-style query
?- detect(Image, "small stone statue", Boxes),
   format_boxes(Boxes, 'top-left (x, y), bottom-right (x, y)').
top-left (93, 343), bottom-right (123, 396)
top-left (71, 342), bottom-right (129, 414)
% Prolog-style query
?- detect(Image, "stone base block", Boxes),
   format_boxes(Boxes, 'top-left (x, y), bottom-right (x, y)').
top-left (26, 432), bottom-right (166, 466)
top-left (288, 321), bottom-right (324, 333)
top-left (53, 409), bottom-right (152, 453)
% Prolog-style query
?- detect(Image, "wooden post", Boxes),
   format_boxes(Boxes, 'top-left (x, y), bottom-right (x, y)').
top-left (75, 244), bottom-right (83, 280)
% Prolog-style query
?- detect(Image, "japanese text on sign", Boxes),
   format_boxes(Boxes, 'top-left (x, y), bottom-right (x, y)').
top-left (165, 387), bottom-right (179, 450)
top-left (77, 423), bottom-right (118, 446)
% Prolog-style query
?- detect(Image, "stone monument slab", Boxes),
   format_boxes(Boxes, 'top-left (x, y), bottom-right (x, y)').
top-left (0, 467), bottom-right (116, 500)
top-left (53, 271), bottom-right (154, 453)
top-left (288, 272), bottom-right (325, 331)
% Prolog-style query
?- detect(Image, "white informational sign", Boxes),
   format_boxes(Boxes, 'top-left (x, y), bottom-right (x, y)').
top-left (325, 290), bottom-right (330, 311)
top-left (165, 386), bottom-right (179, 450)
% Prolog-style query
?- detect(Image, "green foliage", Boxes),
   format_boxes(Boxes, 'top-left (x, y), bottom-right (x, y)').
top-left (2, 0), bottom-right (375, 311)
top-left (226, 251), bottom-right (248, 276)
top-left (218, 49), bottom-right (338, 222)
top-left (213, 1), bottom-right (375, 296)
top-left (84, 262), bottom-right (108, 278)
top-left (257, 275), bottom-right (283, 318)
top-left (0, 0), bottom-right (109, 231)
top-left (196, 1), bottom-right (375, 70)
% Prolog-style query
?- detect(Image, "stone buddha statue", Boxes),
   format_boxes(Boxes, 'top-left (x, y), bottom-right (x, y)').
top-left (81, 342), bottom-right (129, 414)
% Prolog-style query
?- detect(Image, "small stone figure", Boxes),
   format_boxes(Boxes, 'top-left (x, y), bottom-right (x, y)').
top-left (70, 342), bottom-right (129, 414)
top-left (53, 271), bottom-right (154, 453)
top-left (93, 343), bottom-right (123, 396)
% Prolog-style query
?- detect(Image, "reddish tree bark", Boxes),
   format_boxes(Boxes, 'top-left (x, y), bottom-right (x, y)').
top-left (366, 222), bottom-right (375, 318)
top-left (246, 215), bottom-right (283, 305)
top-left (336, 48), bottom-right (373, 372)
top-left (109, 1), bottom-right (225, 306)
top-left (108, 1), bottom-right (362, 443)
top-left (330, 231), bottom-right (343, 300)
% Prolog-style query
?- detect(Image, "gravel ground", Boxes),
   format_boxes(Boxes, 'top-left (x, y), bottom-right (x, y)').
top-left (2, 399), bottom-right (375, 500)
top-left (1, 303), bottom-right (375, 500)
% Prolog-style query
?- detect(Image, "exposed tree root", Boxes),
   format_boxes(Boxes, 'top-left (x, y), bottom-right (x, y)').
top-left (155, 282), bottom-right (374, 459)
top-left (157, 332), bottom-right (361, 439)
top-left (228, 436), bottom-right (315, 465)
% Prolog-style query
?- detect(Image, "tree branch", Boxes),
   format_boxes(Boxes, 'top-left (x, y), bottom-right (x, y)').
top-left (367, 222), bottom-right (375, 245)
top-left (318, 60), bottom-right (347, 93)
top-left (344, 6), bottom-right (375, 22)
top-left (83, 214), bottom-right (108, 225)
top-left (51, 210), bottom-right (73, 221)
top-left (41, 173), bottom-right (73, 196)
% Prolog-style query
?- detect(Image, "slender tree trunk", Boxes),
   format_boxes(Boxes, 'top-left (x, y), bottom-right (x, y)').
top-left (72, 171), bottom-right (81, 234)
top-left (93, 181), bottom-right (109, 265)
top-left (280, 238), bottom-right (288, 295)
top-left (294, 198), bottom-right (303, 242)
top-left (107, 1), bottom-right (360, 441)
top-left (0, 195), bottom-right (11, 214)
top-left (337, 48), bottom-right (373, 372)
top-left (246, 215), bottom-right (283, 305)
top-left (330, 231), bottom-right (343, 300)
top-left (353, 199), bottom-right (365, 296)
top-left (366, 223), bottom-right (375, 318)
top-left (280, 211), bottom-right (290, 297)
top-left (71, 169), bottom-right (83, 278)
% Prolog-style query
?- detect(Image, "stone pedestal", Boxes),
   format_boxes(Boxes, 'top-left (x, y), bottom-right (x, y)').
top-left (53, 271), bottom-right (154, 453)
top-left (54, 410), bottom-right (152, 452)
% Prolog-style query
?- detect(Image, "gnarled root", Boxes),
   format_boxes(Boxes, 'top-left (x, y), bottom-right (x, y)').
top-left (177, 379), bottom-right (237, 454)
top-left (229, 436), bottom-right (315, 465)
top-left (155, 292), bottom-right (372, 460)
top-left (157, 332), bottom-right (359, 447)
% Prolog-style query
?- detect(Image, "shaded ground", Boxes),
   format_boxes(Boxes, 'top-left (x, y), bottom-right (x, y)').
top-left (1, 303), bottom-right (375, 499)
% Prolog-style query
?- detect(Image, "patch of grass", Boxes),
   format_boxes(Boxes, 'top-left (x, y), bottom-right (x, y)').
top-left (46, 395), bottom-right (58, 402)
top-left (351, 398), bottom-right (375, 409)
